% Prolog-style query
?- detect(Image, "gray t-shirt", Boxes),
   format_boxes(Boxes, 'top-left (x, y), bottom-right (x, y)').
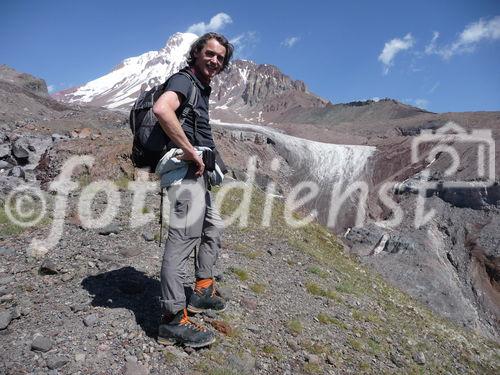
top-left (164, 68), bottom-right (215, 149)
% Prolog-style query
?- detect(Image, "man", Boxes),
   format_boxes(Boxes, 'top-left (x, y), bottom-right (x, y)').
top-left (152, 33), bottom-right (233, 347)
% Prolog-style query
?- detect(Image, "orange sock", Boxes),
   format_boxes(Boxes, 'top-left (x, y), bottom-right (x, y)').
top-left (180, 308), bottom-right (189, 324)
top-left (195, 278), bottom-right (213, 290)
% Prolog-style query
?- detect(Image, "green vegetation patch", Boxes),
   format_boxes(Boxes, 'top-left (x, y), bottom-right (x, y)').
top-left (305, 282), bottom-right (341, 301)
top-left (0, 201), bottom-right (51, 237)
top-left (229, 267), bottom-right (249, 281)
top-left (317, 313), bottom-right (348, 330)
top-left (250, 283), bottom-right (266, 294)
top-left (307, 266), bottom-right (329, 278)
top-left (114, 175), bottom-right (130, 190)
top-left (303, 363), bottom-right (322, 374)
top-left (347, 337), bottom-right (363, 352)
top-left (287, 319), bottom-right (303, 335)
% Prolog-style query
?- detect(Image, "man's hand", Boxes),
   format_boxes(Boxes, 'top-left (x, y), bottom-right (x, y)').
top-left (180, 148), bottom-right (205, 176)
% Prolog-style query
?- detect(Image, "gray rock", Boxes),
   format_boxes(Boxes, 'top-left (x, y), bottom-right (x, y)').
top-left (267, 248), bottom-right (275, 256)
top-left (83, 313), bottom-right (99, 327)
top-left (1, 155), bottom-right (17, 166)
top-left (10, 306), bottom-right (20, 320)
top-left (61, 273), bottom-right (73, 282)
top-left (0, 247), bottom-right (15, 256)
top-left (0, 294), bottom-right (14, 303)
top-left (118, 247), bottom-right (142, 258)
top-left (99, 223), bottom-right (121, 235)
top-left (246, 324), bottom-right (261, 333)
top-left (46, 355), bottom-right (69, 370)
top-left (70, 302), bottom-right (90, 312)
top-left (390, 351), bottom-right (405, 368)
top-left (227, 352), bottom-right (256, 374)
top-left (99, 254), bottom-right (115, 263)
top-left (0, 143), bottom-right (10, 158)
top-left (12, 138), bottom-right (29, 160)
top-left (124, 361), bottom-right (149, 375)
top-left (51, 134), bottom-right (67, 142)
top-left (216, 286), bottom-right (232, 301)
top-left (141, 231), bottom-right (155, 242)
top-left (184, 346), bottom-right (195, 355)
top-left (31, 334), bottom-right (53, 352)
top-left (125, 356), bottom-right (137, 363)
top-left (74, 353), bottom-right (86, 362)
top-left (0, 310), bottom-right (13, 330)
top-left (0, 160), bottom-right (13, 169)
top-left (345, 226), bottom-right (384, 246)
top-left (202, 310), bottom-right (217, 319)
top-left (8, 166), bottom-right (25, 179)
top-left (305, 353), bottom-right (321, 364)
top-left (0, 286), bottom-right (11, 297)
top-left (385, 235), bottom-right (415, 254)
top-left (164, 345), bottom-right (188, 358)
top-left (413, 351), bottom-right (426, 365)
top-left (240, 297), bottom-right (258, 311)
top-left (39, 259), bottom-right (59, 275)
top-left (232, 169), bottom-right (249, 181)
top-left (287, 339), bottom-right (300, 352)
top-left (326, 355), bottom-right (336, 365)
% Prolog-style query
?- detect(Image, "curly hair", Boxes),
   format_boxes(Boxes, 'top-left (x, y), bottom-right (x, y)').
top-left (187, 32), bottom-right (234, 72)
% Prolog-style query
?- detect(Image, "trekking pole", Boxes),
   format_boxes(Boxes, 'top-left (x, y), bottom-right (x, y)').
top-left (158, 187), bottom-right (164, 247)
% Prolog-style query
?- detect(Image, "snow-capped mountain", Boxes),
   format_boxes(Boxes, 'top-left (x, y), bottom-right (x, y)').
top-left (53, 33), bottom-right (198, 110)
top-left (54, 32), bottom-right (328, 123)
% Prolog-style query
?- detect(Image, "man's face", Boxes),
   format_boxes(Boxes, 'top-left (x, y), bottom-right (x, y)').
top-left (193, 38), bottom-right (226, 82)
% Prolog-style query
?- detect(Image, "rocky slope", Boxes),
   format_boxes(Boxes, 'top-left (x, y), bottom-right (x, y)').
top-left (0, 65), bottom-right (126, 132)
top-left (209, 60), bottom-right (328, 124)
top-left (211, 119), bottom-right (500, 341)
top-left (1, 66), bottom-right (500, 373)
top-left (0, 171), bottom-right (499, 374)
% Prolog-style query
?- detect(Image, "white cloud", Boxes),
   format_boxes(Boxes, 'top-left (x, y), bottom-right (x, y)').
top-left (403, 98), bottom-right (429, 109)
top-left (424, 31), bottom-right (440, 54)
top-left (230, 31), bottom-right (259, 58)
top-left (415, 98), bottom-right (429, 109)
top-left (47, 85), bottom-right (55, 93)
top-left (281, 36), bottom-right (300, 48)
top-left (427, 16), bottom-right (500, 59)
top-left (428, 81), bottom-right (440, 94)
top-left (378, 33), bottom-right (414, 74)
top-left (186, 13), bottom-right (232, 35)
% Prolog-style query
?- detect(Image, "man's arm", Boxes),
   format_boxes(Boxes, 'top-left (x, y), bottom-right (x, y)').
top-left (152, 91), bottom-right (205, 176)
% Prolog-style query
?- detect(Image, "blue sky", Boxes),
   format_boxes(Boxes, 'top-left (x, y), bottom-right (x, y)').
top-left (1, 0), bottom-right (499, 113)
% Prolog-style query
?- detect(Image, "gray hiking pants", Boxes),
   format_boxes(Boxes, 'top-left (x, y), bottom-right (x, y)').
top-left (160, 169), bottom-right (223, 314)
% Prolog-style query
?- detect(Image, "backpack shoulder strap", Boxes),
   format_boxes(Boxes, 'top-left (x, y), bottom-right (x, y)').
top-left (175, 71), bottom-right (200, 144)
top-left (176, 71), bottom-right (199, 118)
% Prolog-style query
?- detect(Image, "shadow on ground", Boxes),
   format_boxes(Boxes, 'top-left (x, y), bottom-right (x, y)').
top-left (81, 266), bottom-right (163, 338)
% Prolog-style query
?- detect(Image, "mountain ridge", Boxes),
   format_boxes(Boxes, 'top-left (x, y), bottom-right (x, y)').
top-left (52, 32), bottom-right (435, 128)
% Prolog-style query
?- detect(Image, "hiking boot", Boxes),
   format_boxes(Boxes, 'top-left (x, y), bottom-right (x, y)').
top-left (158, 308), bottom-right (215, 348)
top-left (187, 278), bottom-right (226, 314)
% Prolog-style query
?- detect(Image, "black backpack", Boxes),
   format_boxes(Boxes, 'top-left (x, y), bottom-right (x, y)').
top-left (129, 71), bottom-right (198, 170)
